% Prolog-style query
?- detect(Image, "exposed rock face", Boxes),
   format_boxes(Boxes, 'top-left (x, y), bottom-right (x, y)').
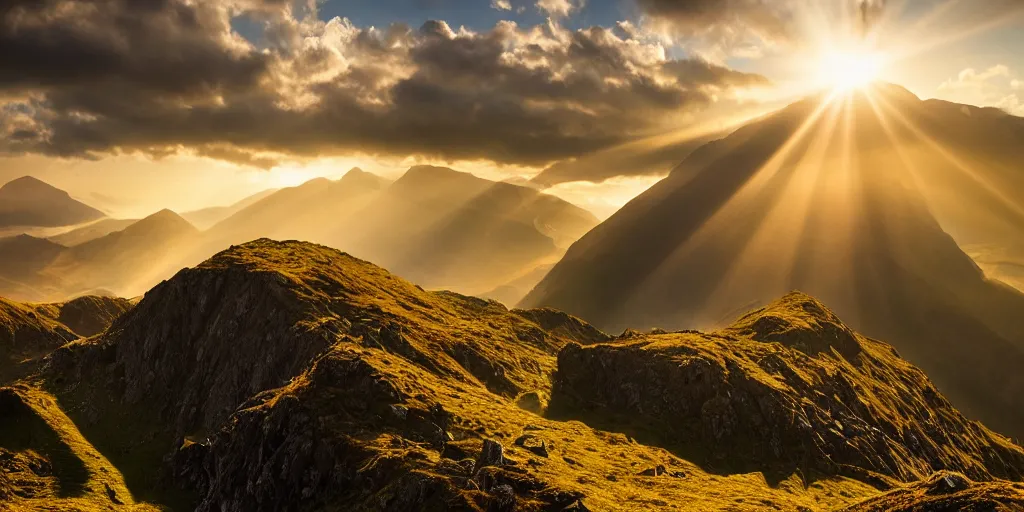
top-left (521, 85), bottom-right (1024, 440)
top-left (8, 240), bottom-right (1023, 511)
top-left (551, 292), bottom-right (1024, 484)
top-left (45, 240), bottom-right (600, 510)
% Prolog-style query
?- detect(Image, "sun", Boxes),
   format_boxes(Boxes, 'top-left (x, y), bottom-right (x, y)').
top-left (817, 50), bottom-right (884, 91)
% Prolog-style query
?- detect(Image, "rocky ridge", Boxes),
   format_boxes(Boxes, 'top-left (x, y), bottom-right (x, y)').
top-left (1, 240), bottom-right (1022, 510)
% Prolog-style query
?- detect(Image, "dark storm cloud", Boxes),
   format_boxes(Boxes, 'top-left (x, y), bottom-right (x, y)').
top-left (0, 2), bottom-right (768, 167)
top-left (0, 0), bottom-right (271, 95)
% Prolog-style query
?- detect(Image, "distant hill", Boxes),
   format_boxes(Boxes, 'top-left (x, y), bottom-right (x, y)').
top-left (0, 297), bottom-right (76, 382)
top-left (201, 166), bottom-right (598, 296)
top-left (333, 165), bottom-right (598, 293)
top-left (48, 217), bottom-right (138, 246)
top-left (0, 210), bottom-right (200, 301)
top-left (523, 84), bottom-right (1024, 439)
top-left (205, 168), bottom-right (390, 245)
top-left (0, 176), bottom-right (105, 228)
top-left (5, 239), bottom-right (1024, 510)
top-left (181, 187), bottom-right (279, 229)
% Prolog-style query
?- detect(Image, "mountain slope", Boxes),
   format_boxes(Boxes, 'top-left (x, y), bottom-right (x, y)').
top-left (551, 293), bottom-right (1024, 484)
top-left (33, 295), bottom-right (134, 338)
top-left (0, 298), bottom-right (76, 383)
top-left (49, 218), bottom-right (139, 247)
top-left (204, 168), bottom-right (390, 246)
top-left (0, 210), bottom-right (202, 301)
top-left (330, 165), bottom-right (598, 293)
top-left (0, 176), bottom-right (105, 229)
top-left (202, 166), bottom-right (598, 297)
top-left (49, 209), bottom-right (201, 297)
top-left (523, 84), bottom-right (1024, 439)
top-left (181, 188), bottom-right (279, 230)
top-left (9, 239), bottom-right (1021, 511)
top-left (0, 385), bottom-right (158, 510)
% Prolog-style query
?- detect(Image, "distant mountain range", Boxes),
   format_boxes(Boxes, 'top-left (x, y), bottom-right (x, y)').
top-left (0, 167), bottom-right (598, 303)
top-left (0, 176), bottom-right (105, 229)
top-left (522, 83), bottom-right (1024, 438)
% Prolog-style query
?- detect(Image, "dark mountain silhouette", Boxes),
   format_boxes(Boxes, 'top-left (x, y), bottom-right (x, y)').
top-left (2, 240), bottom-right (1023, 510)
top-left (523, 84), bottom-right (1024, 438)
top-left (0, 176), bottom-right (105, 229)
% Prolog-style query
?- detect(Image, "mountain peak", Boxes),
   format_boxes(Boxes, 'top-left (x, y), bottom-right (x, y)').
top-left (0, 176), bottom-right (105, 228)
top-left (120, 208), bottom-right (196, 237)
top-left (724, 291), bottom-right (861, 357)
top-left (0, 176), bottom-right (58, 193)
top-left (402, 164), bottom-right (463, 179)
top-left (337, 167), bottom-right (389, 189)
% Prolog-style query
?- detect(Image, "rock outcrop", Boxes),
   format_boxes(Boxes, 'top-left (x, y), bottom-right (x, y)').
top-left (551, 292), bottom-right (1024, 485)
top-left (2, 240), bottom-right (1021, 511)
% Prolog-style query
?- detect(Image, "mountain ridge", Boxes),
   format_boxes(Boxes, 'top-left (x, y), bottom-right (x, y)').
top-left (522, 83), bottom-right (1024, 439)
top-left (0, 239), bottom-right (1018, 510)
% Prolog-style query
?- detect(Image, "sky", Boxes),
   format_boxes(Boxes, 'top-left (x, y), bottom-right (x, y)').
top-left (1, 0), bottom-right (1023, 219)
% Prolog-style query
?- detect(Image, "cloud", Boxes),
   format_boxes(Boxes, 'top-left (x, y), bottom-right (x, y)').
top-left (995, 95), bottom-right (1024, 116)
top-left (491, 0), bottom-right (512, 11)
top-left (0, 0), bottom-right (767, 170)
top-left (536, 0), bottom-right (580, 18)
top-left (939, 65), bottom-right (1011, 91)
top-left (936, 64), bottom-right (1024, 117)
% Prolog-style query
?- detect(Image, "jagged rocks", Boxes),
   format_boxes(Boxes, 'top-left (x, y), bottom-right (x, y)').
top-left (550, 293), bottom-right (1024, 484)
top-left (474, 439), bottom-right (507, 473)
top-left (13, 241), bottom-right (1024, 511)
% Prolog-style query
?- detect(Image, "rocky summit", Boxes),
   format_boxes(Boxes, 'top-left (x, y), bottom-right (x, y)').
top-left (1, 239), bottom-right (1024, 511)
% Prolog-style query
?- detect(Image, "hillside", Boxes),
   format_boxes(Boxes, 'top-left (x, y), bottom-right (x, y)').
top-left (32, 296), bottom-right (134, 338)
top-left (0, 177), bottom-right (105, 229)
top-left (1, 295), bottom-right (131, 385)
top-left (181, 188), bottom-right (279, 230)
top-left (48, 218), bottom-right (138, 247)
top-left (204, 168), bottom-right (390, 245)
top-left (202, 166), bottom-right (598, 297)
top-left (331, 165), bottom-right (598, 293)
top-left (522, 84), bottom-right (1024, 439)
top-left (0, 210), bottom-right (201, 301)
top-left (0, 239), bottom-right (1019, 510)
top-left (0, 298), bottom-right (76, 383)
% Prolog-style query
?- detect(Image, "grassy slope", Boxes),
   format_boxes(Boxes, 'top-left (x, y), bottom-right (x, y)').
top-left (0, 385), bottom-right (159, 511)
top-left (1, 240), bottom-right (1020, 511)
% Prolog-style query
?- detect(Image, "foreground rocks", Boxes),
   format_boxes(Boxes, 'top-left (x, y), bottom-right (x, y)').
top-left (1, 240), bottom-right (1023, 511)
top-left (551, 292), bottom-right (1024, 485)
